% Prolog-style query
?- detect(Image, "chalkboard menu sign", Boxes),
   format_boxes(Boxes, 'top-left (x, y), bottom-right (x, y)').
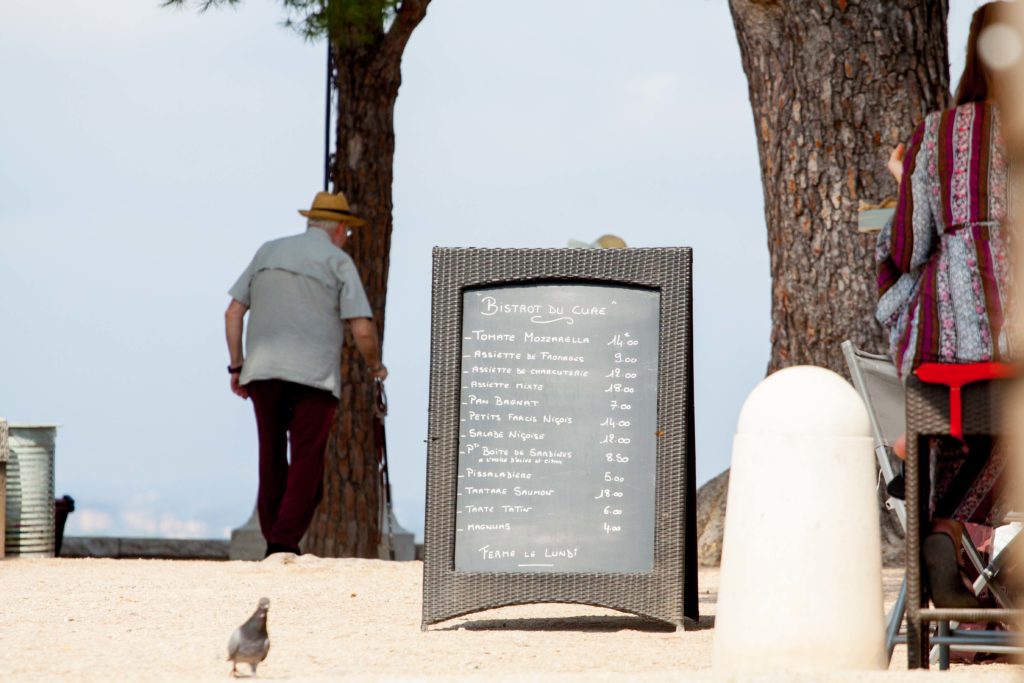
top-left (422, 248), bottom-right (697, 630)
top-left (455, 284), bottom-right (659, 573)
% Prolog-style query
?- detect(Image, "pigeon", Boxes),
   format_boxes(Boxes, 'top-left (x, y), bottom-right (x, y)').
top-left (227, 597), bottom-right (271, 677)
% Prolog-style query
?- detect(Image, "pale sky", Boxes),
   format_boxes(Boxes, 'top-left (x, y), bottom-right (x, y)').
top-left (0, 0), bottom-right (984, 541)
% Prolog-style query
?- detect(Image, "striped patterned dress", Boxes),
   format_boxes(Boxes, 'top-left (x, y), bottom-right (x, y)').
top-left (876, 101), bottom-right (1011, 380)
top-left (876, 102), bottom-right (1013, 527)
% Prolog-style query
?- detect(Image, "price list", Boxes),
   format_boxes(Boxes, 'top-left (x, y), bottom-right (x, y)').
top-left (453, 283), bottom-right (660, 573)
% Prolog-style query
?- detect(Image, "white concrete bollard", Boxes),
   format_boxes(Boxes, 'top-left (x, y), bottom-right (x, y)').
top-left (712, 366), bottom-right (886, 672)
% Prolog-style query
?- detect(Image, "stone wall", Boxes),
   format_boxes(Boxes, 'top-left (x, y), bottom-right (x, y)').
top-left (60, 537), bottom-right (229, 560)
top-left (695, 467), bottom-right (904, 567)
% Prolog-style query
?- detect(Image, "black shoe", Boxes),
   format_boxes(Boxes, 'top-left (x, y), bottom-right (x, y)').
top-left (923, 533), bottom-right (981, 609)
top-left (264, 542), bottom-right (300, 558)
top-left (886, 473), bottom-right (905, 500)
top-left (885, 460), bottom-right (906, 500)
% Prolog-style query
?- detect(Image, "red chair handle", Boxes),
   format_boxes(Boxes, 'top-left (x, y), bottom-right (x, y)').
top-left (914, 362), bottom-right (1017, 440)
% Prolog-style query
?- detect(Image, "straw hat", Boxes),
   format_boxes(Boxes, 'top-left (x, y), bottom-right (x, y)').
top-left (298, 191), bottom-right (367, 226)
top-left (567, 234), bottom-right (628, 249)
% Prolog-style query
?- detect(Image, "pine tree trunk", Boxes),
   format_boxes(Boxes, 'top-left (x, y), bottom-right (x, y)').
top-left (304, 1), bottom-right (430, 558)
top-left (712, 0), bottom-right (952, 566)
top-left (729, 0), bottom-right (950, 375)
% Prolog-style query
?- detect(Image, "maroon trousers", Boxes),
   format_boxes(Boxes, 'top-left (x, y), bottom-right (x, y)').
top-left (248, 379), bottom-right (337, 552)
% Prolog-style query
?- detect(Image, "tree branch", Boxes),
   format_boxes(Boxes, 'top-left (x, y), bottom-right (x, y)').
top-left (728, 0), bottom-right (783, 48)
top-left (378, 0), bottom-right (430, 68)
top-left (160, 0), bottom-right (241, 11)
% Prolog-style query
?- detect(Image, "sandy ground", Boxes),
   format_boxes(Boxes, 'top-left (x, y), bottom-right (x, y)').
top-left (0, 557), bottom-right (1018, 682)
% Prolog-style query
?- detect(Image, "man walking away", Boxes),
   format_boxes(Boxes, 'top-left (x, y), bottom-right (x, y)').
top-left (225, 191), bottom-right (388, 557)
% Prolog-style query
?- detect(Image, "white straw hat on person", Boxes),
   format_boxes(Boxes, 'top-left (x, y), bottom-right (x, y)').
top-left (567, 234), bottom-right (627, 249)
top-left (298, 191), bottom-right (367, 226)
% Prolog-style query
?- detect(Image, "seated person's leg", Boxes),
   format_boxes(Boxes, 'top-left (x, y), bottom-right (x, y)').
top-left (924, 518), bottom-right (982, 608)
top-left (924, 435), bottom-right (1007, 608)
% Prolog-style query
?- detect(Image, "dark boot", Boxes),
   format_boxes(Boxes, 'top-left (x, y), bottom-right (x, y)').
top-left (885, 462), bottom-right (905, 500)
top-left (923, 532), bottom-right (981, 608)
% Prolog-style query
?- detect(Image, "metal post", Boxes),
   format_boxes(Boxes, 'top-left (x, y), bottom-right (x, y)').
top-left (885, 578), bottom-right (907, 659)
top-left (323, 39), bottom-right (332, 192)
top-left (937, 621), bottom-right (951, 670)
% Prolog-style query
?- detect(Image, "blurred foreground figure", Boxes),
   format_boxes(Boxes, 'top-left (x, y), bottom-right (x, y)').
top-left (225, 192), bottom-right (388, 557)
top-left (991, 0), bottom-right (1024, 610)
top-left (227, 597), bottom-right (270, 677)
top-left (876, 2), bottom-right (1016, 608)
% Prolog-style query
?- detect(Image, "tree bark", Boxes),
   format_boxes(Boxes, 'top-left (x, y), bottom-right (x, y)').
top-left (723, 0), bottom-right (951, 565)
top-left (304, 0), bottom-right (430, 558)
top-left (729, 0), bottom-right (950, 375)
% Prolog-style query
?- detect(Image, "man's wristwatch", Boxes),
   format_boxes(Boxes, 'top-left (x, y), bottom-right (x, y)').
top-left (228, 365), bottom-right (243, 374)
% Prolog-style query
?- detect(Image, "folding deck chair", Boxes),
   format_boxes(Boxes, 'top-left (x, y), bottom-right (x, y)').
top-left (841, 341), bottom-right (1021, 669)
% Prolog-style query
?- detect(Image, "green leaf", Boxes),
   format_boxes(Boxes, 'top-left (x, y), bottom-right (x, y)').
top-left (163, 0), bottom-right (402, 44)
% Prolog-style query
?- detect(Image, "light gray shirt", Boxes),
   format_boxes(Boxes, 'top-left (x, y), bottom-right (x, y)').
top-left (229, 228), bottom-right (372, 398)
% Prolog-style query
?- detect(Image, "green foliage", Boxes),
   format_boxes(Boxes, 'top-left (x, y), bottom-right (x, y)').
top-left (162, 0), bottom-right (401, 43)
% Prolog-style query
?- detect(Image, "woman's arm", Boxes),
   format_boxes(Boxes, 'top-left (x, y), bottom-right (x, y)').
top-left (875, 117), bottom-right (938, 343)
top-left (887, 143), bottom-right (906, 185)
top-left (878, 119), bottom-right (933, 288)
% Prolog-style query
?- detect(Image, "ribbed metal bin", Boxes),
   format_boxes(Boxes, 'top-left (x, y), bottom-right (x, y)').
top-left (5, 425), bottom-right (57, 557)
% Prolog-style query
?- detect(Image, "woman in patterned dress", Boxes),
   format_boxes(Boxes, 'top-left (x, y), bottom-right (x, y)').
top-left (876, 1), bottom-right (1013, 608)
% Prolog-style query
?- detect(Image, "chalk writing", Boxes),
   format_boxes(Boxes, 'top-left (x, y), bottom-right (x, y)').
top-left (454, 284), bottom-right (659, 573)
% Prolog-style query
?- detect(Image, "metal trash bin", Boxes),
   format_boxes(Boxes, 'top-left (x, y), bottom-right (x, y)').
top-left (5, 425), bottom-right (58, 557)
top-left (0, 420), bottom-right (7, 558)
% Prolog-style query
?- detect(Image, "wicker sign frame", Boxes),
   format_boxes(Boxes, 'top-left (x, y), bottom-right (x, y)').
top-left (421, 247), bottom-right (697, 629)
